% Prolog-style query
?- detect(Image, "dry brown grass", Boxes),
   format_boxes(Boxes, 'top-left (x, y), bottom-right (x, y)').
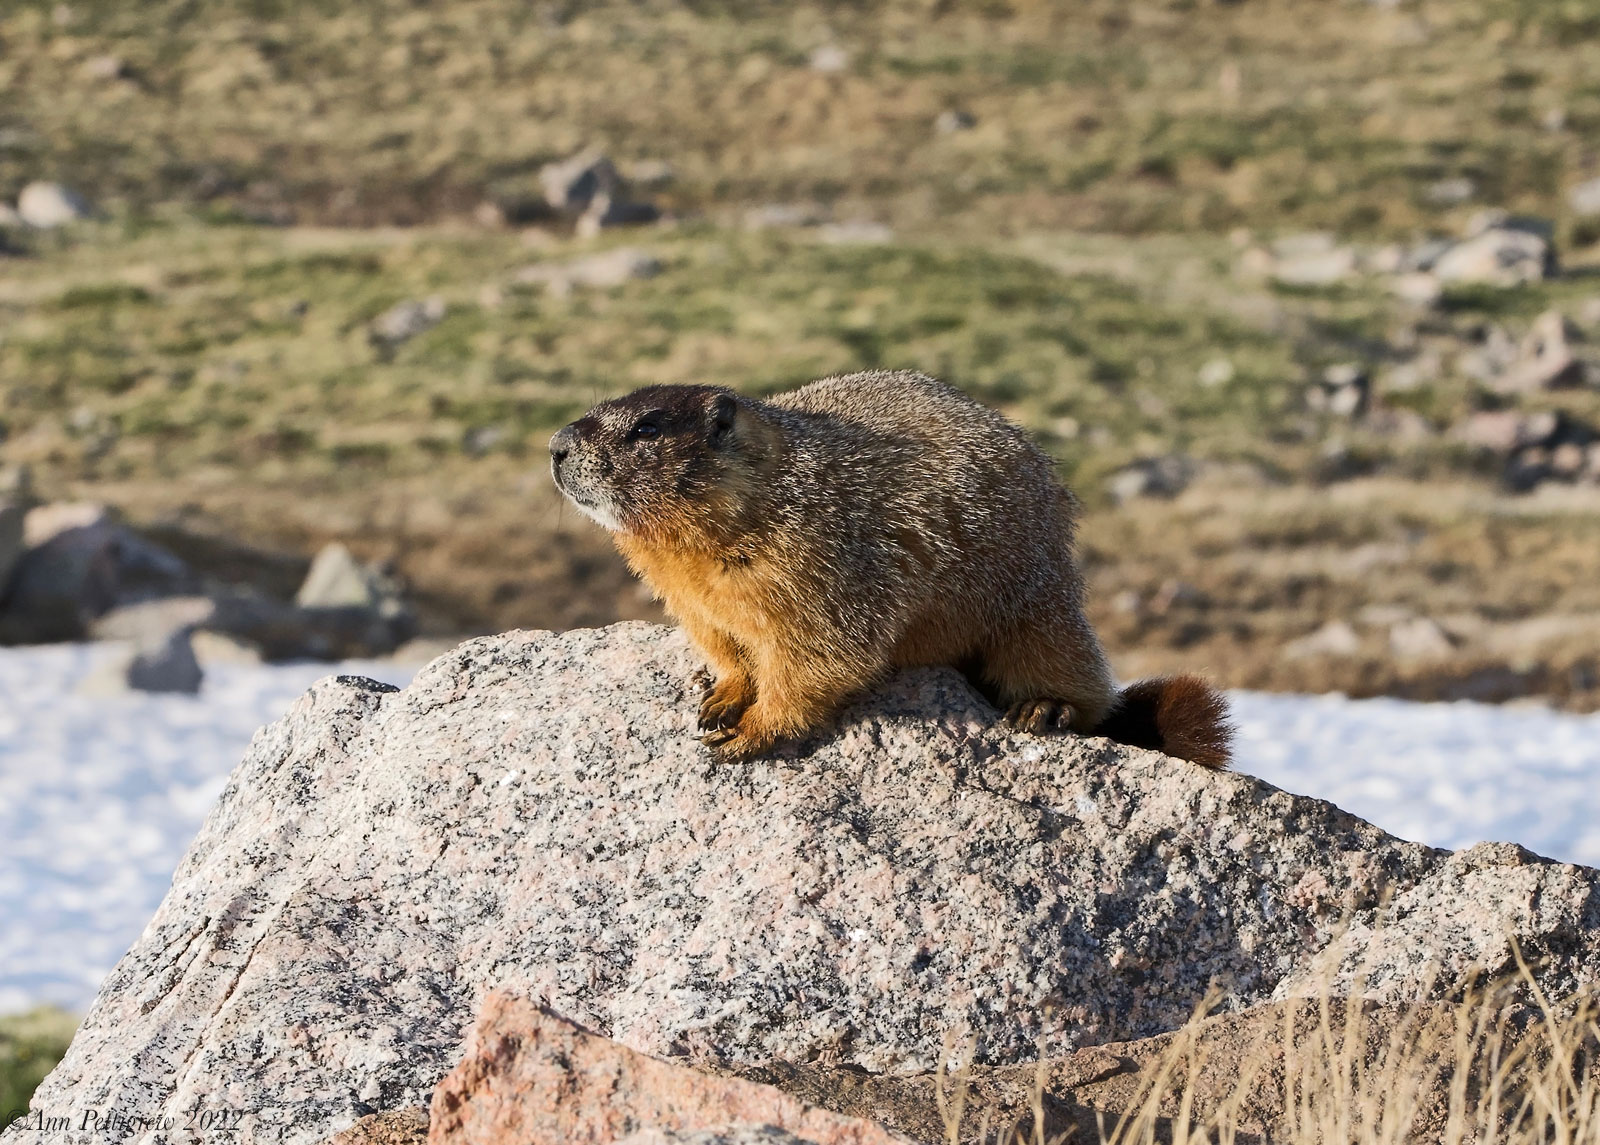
top-left (932, 950), bottom-right (1600, 1144)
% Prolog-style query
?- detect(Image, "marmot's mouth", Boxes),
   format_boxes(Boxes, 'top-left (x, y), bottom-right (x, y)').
top-left (553, 479), bottom-right (625, 533)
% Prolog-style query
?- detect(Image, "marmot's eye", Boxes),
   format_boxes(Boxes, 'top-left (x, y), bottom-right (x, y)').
top-left (629, 420), bottom-right (661, 441)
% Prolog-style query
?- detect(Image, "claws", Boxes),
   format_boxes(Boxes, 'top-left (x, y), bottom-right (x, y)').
top-left (698, 676), bottom-right (754, 732)
top-left (1005, 698), bottom-right (1077, 735)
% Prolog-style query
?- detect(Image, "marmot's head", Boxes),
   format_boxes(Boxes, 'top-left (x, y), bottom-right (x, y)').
top-left (549, 384), bottom-right (770, 539)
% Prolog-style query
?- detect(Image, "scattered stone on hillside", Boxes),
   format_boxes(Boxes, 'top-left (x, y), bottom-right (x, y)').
top-left (17, 181), bottom-right (92, 228)
top-left (1493, 309), bottom-right (1586, 393)
top-left (36, 624), bottom-right (1600, 1145)
top-left (575, 193), bottom-right (662, 238)
top-left (1284, 619), bottom-right (1362, 659)
top-left (368, 297), bottom-right (445, 353)
top-left (742, 203), bottom-right (830, 230)
top-left (935, 108), bottom-right (977, 134)
top-left (80, 53), bottom-right (125, 81)
top-left (1432, 214), bottom-right (1552, 287)
top-left (1196, 357), bottom-right (1235, 388)
top-left (1307, 363), bottom-right (1370, 418)
top-left (1571, 176), bottom-right (1600, 217)
top-left (816, 221), bottom-right (893, 245)
top-left (1380, 348), bottom-right (1442, 392)
top-left (428, 993), bottom-right (911, 1145)
top-left (1458, 323), bottom-right (1521, 386)
top-left (808, 44), bottom-right (850, 73)
top-left (1266, 233), bottom-right (1357, 287)
top-left (1425, 176), bottom-right (1476, 205)
top-left (296, 542), bottom-right (406, 617)
top-left (1465, 409), bottom-right (1554, 455)
top-left (1389, 616), bottom-right (1456, 661)
top-left (1107, 454), bottom-right (1196, 502)
top-left (461, 424), bottom-right (506, 456)
top-left (1364, 406), bottom-right (1435, 442)
top-left (513, 247), bottom-right (662, 296)
top-left (540, 147), bottom-right (621, 214)
top-left (1389, 271), bottom-right (1443, 306)
top-left (1457, 409), bottom-right (1600, 490)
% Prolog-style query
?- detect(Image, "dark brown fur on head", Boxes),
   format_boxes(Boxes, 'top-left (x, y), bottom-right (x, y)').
top-left (549, 385), bottom-right (773, 544)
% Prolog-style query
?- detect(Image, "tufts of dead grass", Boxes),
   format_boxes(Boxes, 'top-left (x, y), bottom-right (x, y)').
top-left (931, 947), bottom-right (1600, 1145)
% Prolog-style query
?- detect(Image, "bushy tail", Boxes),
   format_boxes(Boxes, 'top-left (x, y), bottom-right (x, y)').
top-left (1092, 674), bottom-right (1233, 769)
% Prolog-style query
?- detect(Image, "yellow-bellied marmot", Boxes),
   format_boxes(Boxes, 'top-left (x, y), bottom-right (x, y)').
top-left (549, 369), bottom-right (1231, 767)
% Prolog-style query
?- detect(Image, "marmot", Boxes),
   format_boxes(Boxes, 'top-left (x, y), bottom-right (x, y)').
top-left (549, 370), bottom-right (1231, 767)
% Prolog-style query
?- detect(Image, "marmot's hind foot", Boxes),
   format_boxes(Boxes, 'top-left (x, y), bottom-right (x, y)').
top-left (1005, 698), bottom-right (1076, 735)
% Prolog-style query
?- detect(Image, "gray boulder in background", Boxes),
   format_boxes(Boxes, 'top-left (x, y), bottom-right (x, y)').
top-left (31, 624), bottom-right (1600, 1145)
top-left (0, 503), bottom-right (195, 644)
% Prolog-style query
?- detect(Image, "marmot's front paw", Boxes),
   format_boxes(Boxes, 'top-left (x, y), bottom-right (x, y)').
top-left (698, 716), bottom-right (775, 762)
top-left (1005, 698), bottom-right (1076, 735)
top-left (698, 676), bottom-right (755, 731)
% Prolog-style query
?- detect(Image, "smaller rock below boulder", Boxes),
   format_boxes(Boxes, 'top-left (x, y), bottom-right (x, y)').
top-left (17, 181), bottom-right (93, 228)
top-left (428, 993), bottom-right (911, 1145)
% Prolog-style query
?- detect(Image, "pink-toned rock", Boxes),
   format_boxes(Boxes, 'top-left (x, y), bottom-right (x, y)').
top-left (428, 993), bottom-right (909, 1145)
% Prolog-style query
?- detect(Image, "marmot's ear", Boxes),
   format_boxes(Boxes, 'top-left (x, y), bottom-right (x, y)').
top-left (709, 392), bottom-right (738, 445)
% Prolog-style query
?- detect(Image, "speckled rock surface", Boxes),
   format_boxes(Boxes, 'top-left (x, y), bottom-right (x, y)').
top-left (31, 623), bottom-right (1600, 1145)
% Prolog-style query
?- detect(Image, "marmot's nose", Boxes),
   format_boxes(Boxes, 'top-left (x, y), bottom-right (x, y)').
top-left (549, 424), bottom-right (578, 465)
